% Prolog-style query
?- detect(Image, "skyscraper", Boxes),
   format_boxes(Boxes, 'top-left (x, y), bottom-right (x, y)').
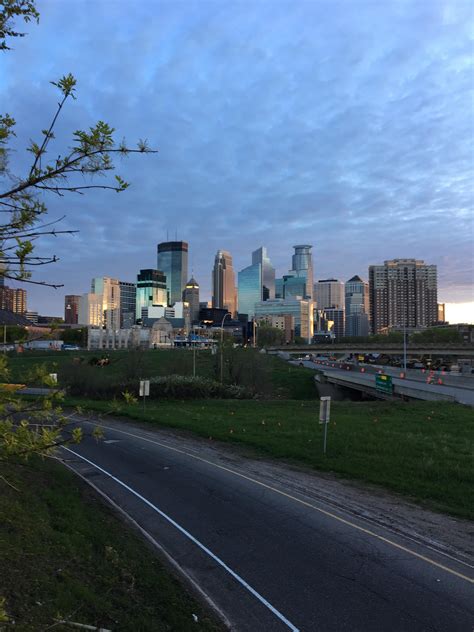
top-left (345, 276), bottom-right (369, 337)
top-left (369, 259), bottom-right (438, 334)
top-left (238, 262), bottom-right (262, 318)
top-left (237, 247), bottom-right (276, 317)
top-left (283, 245), bottom-right (313, 300)
top-left (314, 279), bottom-right (345, 310)
top-left (119, 281), bottom-right (136, 328)
top-left (91, 277), bottom-right (121, 329)
top-left (136, 269), bottom-right (167, 321)
top-left (157, 241), bottom-right (188, 305)
top-left (183, 277), bottom-right (200, 324)
top-left (252, 247), bottom-right (275, 300)
top-left (212, 250), bottom-right (237, 316)
top-left (78, 293), bottom-right (103, 327)
top-left (64, 295), bottom-right (81, 324)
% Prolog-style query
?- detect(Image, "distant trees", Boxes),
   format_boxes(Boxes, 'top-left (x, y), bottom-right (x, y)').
top-left (256, 325), bottom-right (286, 347)
top-left (411, 328), bottom-right (463, 344)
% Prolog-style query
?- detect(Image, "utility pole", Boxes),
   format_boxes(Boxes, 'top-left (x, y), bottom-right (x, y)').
top-left (220, 313), bottom-right (231, 383)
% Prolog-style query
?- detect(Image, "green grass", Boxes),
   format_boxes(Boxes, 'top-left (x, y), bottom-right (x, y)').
top-left (0, 457), bottom-right (223, 631)
top-left (6, 348), bottom-right (318, 399)
top-left (66, 398), bottom-right (474, 520)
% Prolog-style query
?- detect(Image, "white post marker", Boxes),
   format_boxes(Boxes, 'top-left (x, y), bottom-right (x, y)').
top-left (139, 379), bottom-right (150, 411)
top-left (49, 373), bottom-right (58, 383)
top-left (319, 396), bottom-right (331, 455)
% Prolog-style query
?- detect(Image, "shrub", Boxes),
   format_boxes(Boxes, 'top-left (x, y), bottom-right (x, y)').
top-left (60, 364), bottom-right (253, 400)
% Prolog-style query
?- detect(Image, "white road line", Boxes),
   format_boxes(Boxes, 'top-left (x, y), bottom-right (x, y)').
top-left (74, 416), bottom-right (474, 582)
top-left (64, 447), bottom-right (300, 632)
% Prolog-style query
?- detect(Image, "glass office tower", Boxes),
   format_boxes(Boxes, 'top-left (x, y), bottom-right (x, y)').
top-left (119, 280), bottom-right (137, 328)
top-left (135, 269), bottom-right (167, 320)
top-left (252, 247), bottom-right (275, 300)
top-left (287, 244), bottom-right (314, 299)
top-left (345, 275), bottom-right (369, 337)
top-left (157, 241), bottom-right (188, 306)
top-left (238, 263), bottom-right (262, 318)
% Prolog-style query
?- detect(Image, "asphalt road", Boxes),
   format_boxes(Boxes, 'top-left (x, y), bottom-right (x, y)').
top-left (64, 416), bottom-right (474, 632)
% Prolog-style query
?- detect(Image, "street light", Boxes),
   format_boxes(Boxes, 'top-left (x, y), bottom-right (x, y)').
top-left (220, 312), bottom-right (232, 383)
top-left (252, 320), bottom-right (259, 348)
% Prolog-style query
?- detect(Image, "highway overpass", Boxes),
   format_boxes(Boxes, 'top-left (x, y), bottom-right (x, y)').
top-left (268, 343), bottom-right (474, 358)
top-left (295, 359), bottom-right (474, 405)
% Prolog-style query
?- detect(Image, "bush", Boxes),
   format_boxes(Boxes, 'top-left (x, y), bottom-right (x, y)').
top-left (148, 376), bottom-right (252, 399)
top-left (60, 363), bottom-right (253, 400)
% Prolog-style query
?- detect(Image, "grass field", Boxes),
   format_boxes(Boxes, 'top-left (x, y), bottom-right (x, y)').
top-left (66, 397), bottom-right (474, 520)
top-left (0, 457), bottom-right (223, 631)
top-left (6, 348), bottom-right (318, 399)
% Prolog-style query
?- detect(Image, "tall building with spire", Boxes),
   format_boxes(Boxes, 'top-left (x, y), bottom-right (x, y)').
top-left (183, 277), bottom-right (200, 324)
top-left (212, 250), bottom-right (237, 316)
top-left (157, 241), bottom-right (188, 306)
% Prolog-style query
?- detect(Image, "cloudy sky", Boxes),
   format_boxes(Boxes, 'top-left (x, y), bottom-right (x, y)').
top-left (2, 0), bottom-right (473, 321)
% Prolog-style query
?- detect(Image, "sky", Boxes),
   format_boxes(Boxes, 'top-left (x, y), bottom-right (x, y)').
top-left (2, 0), bottom-right (473, 322)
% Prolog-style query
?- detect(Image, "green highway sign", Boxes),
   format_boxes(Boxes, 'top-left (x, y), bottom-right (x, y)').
top-left (375, 374), bottom-right (393, 394)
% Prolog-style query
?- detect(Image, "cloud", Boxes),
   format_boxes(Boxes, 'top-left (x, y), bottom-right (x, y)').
top-left (2, 0), bottom-right (473, 313)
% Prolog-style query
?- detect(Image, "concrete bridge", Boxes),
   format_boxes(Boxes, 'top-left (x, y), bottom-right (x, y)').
top-left (293, 359), bottom-right (474, 406)
top-left (268, 343), bottom-right (474, 358)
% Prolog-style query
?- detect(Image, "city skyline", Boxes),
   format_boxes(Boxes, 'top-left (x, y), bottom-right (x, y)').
top-left (4, 0), bottom-right (473, 322)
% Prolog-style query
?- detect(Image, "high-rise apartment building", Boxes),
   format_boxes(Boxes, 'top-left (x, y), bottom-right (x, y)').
top-left (369, 259), bottom-right (438, 334)
top-left (157, 241), bottom-right (188, 305)
top-left (119, 281), bottom-right (136, 328)
top-left (0, 286), bottom-right (27, 314)
top-left (91, 277), bottom-right (121, 330)
top-left (314, 279), bottom-right (345, 310)
top-left (64, 295), bottom-right (81, 324)
top-left (78, 293), bottom-right (103, 327)
top-left (11, 288), bottom-right (26, 314)
top-left (345, 276), bottom-right (369, 337)
top-left (212, 250), bottom-right (237, 316)
top-left (183, 277), bottom-right (200, 324)
top-left (136, 269), bottom-right (167, 320)
top-left (252, 247), bottom-right (275, 300)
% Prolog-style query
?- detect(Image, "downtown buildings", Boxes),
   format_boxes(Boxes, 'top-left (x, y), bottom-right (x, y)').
top-left (67, 238), bottom-right (442, 346)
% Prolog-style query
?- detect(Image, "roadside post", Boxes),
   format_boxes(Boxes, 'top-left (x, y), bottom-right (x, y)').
top-left (139, 379), bottom-right (150, 412)
top-left (319, 396), bottom-right (331, 455)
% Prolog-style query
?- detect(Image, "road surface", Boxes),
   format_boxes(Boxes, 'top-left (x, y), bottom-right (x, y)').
top-left (64, 416), bottom-right (474, 631)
